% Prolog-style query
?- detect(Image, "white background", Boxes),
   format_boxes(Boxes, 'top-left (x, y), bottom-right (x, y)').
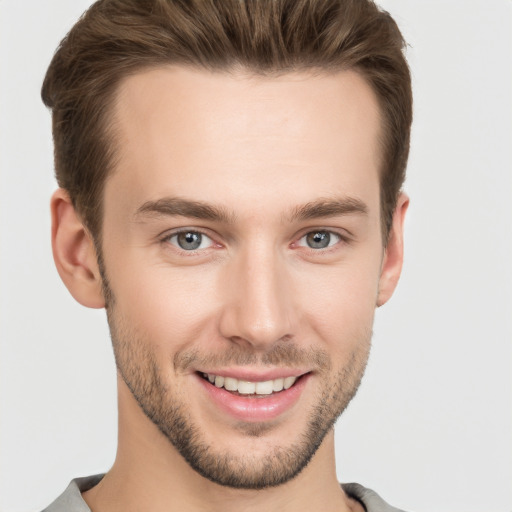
top-left (1, 1), bottom-right (510, 511)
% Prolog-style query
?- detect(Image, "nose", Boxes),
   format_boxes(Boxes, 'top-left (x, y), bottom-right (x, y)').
top-left (218, 245), bottom-right (295, 351)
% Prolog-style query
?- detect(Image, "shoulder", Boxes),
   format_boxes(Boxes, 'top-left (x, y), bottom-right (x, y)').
top-left (341, 482), bottom-right (409, 512)
top-left (41, 475), bottom-right (104, 512)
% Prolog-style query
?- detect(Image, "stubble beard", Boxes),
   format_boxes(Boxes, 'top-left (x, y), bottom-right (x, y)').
top-left (103, 280), bottom-right (372, 490)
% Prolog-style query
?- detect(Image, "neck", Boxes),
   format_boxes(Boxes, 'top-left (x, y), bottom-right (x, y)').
top-left (83, 377), bottom-right (361, 512)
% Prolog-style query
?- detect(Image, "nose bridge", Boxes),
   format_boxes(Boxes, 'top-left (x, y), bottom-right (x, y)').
top-left (219, 239), bottom-right (294, 349)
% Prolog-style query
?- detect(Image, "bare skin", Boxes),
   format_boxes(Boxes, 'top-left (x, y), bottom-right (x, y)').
top-left (51, 67), bottom-right (407, 512)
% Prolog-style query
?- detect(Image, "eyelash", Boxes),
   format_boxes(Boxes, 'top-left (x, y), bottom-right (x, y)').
top-left (160, 229), bottom-right (218, 255)
top-left (159, 228), bottom-right (350, 256)
top-left (293, 229), bottom-right (351, 256)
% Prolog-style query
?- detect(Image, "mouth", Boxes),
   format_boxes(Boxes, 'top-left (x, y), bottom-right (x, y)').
top-left (199, 372), bottom-right (303, 397)
top-left (195, 369), bottom-right (311, 422)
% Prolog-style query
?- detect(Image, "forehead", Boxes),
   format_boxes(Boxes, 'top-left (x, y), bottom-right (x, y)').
top-left (108, 66), bottom-right (382, 217)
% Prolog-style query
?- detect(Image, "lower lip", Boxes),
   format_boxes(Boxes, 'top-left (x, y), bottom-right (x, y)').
top-left (197, 373), bottom-right (310, 422)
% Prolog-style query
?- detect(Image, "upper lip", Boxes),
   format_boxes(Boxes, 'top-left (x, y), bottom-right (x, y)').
top-left (196, 368), bottom-right (310, 381)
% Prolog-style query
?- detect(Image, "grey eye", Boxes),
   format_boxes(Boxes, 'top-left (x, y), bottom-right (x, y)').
top-left (169, 231), bottom-right (213, 251)
top-left (299, 230), bottom-right (341, 249)
top-left (178, 232), bottom-right (202, 250)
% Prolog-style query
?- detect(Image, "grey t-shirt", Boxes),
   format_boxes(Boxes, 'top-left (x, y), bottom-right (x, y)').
top-left (42, 474), bottom-right (407, 512)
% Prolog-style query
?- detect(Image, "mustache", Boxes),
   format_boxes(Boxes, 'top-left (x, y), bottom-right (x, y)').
top-left (174, 343), bottom-right (331, 373)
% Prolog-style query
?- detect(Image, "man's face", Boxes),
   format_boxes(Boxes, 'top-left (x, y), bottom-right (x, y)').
top-left (100, 67), bottom-right (386, 488)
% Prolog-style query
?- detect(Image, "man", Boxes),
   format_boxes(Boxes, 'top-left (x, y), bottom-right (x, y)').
top-left (41, 0), bottom-right (412, 511)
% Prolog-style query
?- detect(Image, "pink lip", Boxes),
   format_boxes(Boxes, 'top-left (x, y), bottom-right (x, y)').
top-left (196, 372), bottom-right (310, 422)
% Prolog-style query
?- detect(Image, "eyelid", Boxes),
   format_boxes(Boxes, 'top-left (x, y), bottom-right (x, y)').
top-left (157, 226), bottom-right (350, 254)
top-left (159, 227), bottom-right (220, 253)
top-left (296, 231), bottom-right (340, 247)
top-left (295, 226), bottom-right (351, 241)
top-left (292, 228), bottom-right (351, 251)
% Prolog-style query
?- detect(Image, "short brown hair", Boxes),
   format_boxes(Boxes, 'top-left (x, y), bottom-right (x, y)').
top-left (42, 0), bottom-right (412, 241)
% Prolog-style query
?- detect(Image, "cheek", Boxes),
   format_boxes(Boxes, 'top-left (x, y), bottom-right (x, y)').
top-left (106, 253), bottom-right (222, 352)
top-left (293, 254), bottom-right (381, 348)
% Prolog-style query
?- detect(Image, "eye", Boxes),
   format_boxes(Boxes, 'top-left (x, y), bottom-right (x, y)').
top-left (297, 230), bottom-right (341, 249)
top-left (167, 231), bottom-right (214, 251)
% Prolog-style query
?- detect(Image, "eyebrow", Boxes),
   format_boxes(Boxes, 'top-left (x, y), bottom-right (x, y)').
top-left (135, 197), bottom-right (235, 223)
top-left (287, 197), bottom-right (368, 222)
top-left (134, 196), bottom-right (368, 224)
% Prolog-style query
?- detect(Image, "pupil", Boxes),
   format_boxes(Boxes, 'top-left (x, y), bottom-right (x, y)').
top-left (178, 232), bottom-right (201, 250)
top-left (307, 231), bottom-right (330, 249)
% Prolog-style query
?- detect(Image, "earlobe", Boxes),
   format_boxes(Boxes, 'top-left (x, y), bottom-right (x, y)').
top-left (51, 189), bottom-right (105, 309)
top-left (377, 193), bottom-right (409, 307)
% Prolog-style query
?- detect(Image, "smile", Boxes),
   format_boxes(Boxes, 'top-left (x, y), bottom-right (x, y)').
top-left (201, 373), bottom-right (298, 396)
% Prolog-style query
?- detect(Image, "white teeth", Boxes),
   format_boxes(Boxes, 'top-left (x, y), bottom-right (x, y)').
top-left (272, 378), bottom-right (284, 392)
top-left (238, 381), bottom-right (256, 394)
top-left (283, 376), bottom-right (296, 390)
top-left (223, 377), bottom-right (238, 391)
top-left (205, 373), bottom-right (298, 395)
top-left (256, 380), bottom-right (274, 395)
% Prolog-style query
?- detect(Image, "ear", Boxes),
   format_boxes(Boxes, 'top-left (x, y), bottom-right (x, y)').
top-left (377, 193), bottom-right (409, 307)
top-left (51, 189), bottom-right (105, 308)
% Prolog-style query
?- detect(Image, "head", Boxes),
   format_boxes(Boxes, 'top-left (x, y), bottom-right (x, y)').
top-left (45, 0), bottom-right (412, 491)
